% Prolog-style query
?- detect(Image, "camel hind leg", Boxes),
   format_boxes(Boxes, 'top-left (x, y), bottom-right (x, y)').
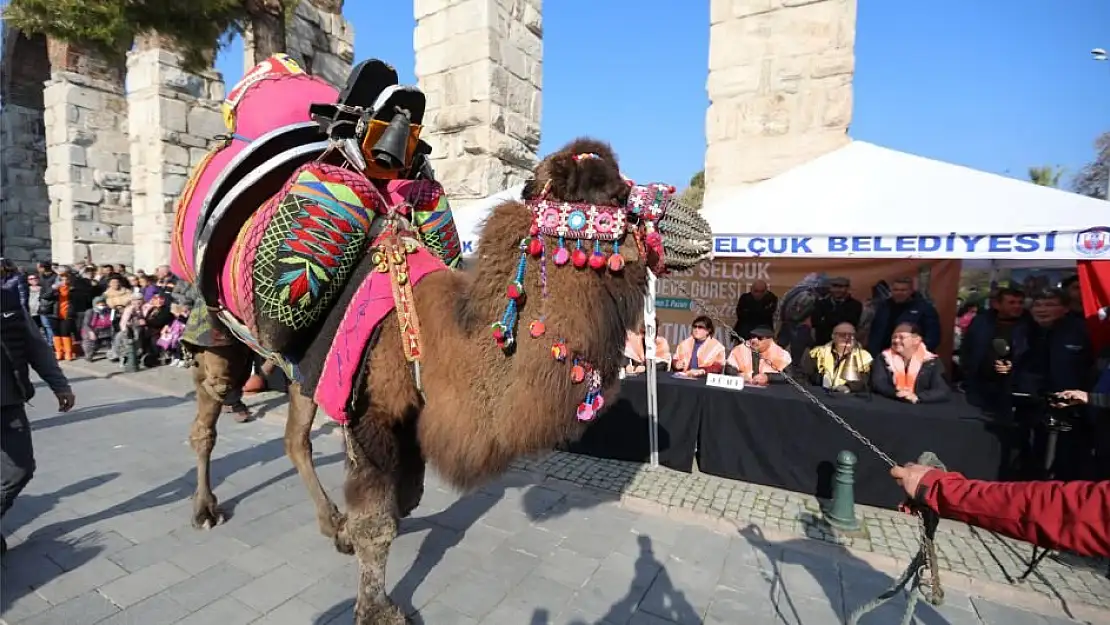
top-left (283, 382), bottom-right (353, 553)
top-left (188, 342), bottom-right (252, 529)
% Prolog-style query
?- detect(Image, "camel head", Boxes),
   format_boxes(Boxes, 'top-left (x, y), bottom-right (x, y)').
top-left (467, 137), bottom-right (712, 422)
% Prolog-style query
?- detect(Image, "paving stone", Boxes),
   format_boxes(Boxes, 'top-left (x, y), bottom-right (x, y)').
top-left (94, 592), bottom-right (192, 625)
top-left (249, 597), bottom-right (325, 624)
top-left (32, 554), bottom-right (128, 604)
top-left (17, 591), bottom-right (120, 625)
top-left (173, 595), bottom-right (260, 625)
top-left (164, 560), bottom-right (255, 612)
top-left (97, 560), bottom-right (193, 607)
top-left (231, 563), bottom-right (317, 613)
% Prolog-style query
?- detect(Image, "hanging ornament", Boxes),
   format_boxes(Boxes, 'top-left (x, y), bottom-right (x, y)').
top-left (570, 362), bottom-right (586, 383)
top-left (506, 281), bottom-right (524, 300)
top-left (608, 254), bottom-right (625, 272)
top-left (529, 319), bottom-right (546, 338)
top-left (528, 237), bottom-right (544, 257)
top-left (572, 240), bottom-right (588, 269)
top-left (551, 340), bottom-right (568, 362)
top-left (588, 241), bottom-right (606, 270)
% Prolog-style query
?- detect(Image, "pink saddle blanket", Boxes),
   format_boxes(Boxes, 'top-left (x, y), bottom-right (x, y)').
top-left (314, 246), bottom-right (447, 424)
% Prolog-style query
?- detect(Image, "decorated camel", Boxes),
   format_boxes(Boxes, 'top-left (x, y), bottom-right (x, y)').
top-left (171, 54), bottom-right (713, 624)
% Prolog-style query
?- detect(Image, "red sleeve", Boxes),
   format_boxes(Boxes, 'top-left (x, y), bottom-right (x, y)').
top-left (919, 470), bottom-right (1110, 558)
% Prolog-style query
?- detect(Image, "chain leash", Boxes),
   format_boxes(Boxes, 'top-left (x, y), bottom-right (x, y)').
top-left (667, 282), bottom-right (945, 616)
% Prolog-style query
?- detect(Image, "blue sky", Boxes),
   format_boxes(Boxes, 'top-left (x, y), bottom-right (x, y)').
top-left (215, 0), bottom-right (1109, 191)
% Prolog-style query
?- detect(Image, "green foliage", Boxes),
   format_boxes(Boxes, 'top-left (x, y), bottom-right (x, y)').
top-left (678, 169), bottom-right (705, 209)
top-left (1071, 131), bottom-right (1109, 200)
top-left (689, 169), bottom-right (705, 189)
top-left (1027, 165), bottom-right (1063, 188)
top-left (4, 0), bottom-right (246, 72)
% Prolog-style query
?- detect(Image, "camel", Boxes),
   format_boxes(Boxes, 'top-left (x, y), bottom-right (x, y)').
top-left (175, 56), bottom-right (713, 625)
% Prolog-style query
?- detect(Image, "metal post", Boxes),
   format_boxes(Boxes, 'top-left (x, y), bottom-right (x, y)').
top-left (645, 270), bottom-right (659, 468)
top-left (825, 450), bottom-right (861, 532)
top-left (124, 329), bottom-right (140, 372)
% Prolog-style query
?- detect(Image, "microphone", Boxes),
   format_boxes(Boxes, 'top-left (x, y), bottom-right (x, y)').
top-left (991, 338), bottom-right (1010, 360)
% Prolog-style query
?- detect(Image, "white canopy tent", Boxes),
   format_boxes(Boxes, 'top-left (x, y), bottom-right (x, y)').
top-left (700, 141), bottom-right (1109, 265)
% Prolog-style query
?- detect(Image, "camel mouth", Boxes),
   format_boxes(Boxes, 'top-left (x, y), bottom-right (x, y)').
top-left (656, 196), bottom-right (714, 270)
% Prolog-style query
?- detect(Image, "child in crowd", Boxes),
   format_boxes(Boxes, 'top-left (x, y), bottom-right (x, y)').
top-left (157, 304), bottom-right (190, 366)
top-left (81, 296), bottom-right (115, 361)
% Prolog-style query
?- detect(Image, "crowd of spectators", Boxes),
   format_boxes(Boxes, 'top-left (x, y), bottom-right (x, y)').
top-left (0, 259), bottom-right (193, 369)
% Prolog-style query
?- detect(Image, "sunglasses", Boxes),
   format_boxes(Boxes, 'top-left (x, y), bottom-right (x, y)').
top-left (692, 325), bottom-right (708, 331)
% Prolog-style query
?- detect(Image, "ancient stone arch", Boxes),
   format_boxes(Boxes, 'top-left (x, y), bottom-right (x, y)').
top-left (0, 0), bottom-right (856, 269)
top-left (0, 26), bottom-right (52, 265)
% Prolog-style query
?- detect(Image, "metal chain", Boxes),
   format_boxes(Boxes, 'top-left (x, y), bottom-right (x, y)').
top-left (668, 281), bottom-right (945, 612)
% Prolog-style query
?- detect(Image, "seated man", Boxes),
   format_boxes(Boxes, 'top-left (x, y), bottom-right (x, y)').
top-left (672, 316), bottom-right (726, 377)
top-left (725, 326), bottom-right (792, 386)
top-left (800, 321), bottom-right (872, 393)
top-left (871, 322), bottom-right (950, 404)
top-left (623, 325), bottom-right (671, 374)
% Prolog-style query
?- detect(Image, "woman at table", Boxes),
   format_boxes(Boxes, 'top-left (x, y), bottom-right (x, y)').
top-left (871, 322), bottom-right (950, 404)
top-left (672, 316), bottom-right (726, 377)
top-left (725, 326), bottom-right (792, 386)
top-left (800, 321), bottom-right (872, 393)
top-left (623, 326), bottom-right (672, 374)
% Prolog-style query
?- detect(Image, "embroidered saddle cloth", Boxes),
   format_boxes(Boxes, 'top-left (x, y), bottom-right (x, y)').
top-left (174, 55), bottom-right (464, 423)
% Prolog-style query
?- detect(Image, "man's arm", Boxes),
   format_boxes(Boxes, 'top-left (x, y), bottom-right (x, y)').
top-left (21, 307), bottom-right (71, 395)
top-left (916, 470), bottom-right (1110, 558)
top-left (916, 361), bottom-right (951, 403)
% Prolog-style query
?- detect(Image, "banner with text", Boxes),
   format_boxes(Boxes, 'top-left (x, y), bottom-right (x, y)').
top-left (654, 258), bottom-right (962, 363)
top-left (711, 228), bottom-right (1110, 260)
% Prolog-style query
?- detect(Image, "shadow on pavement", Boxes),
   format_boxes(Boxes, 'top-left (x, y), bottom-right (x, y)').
top-left (29, 394), bottom-right (195, 430)
top-left (0, 474), bottom-right (121, 617)
top-left (739, 524), bottom-right (966, 625)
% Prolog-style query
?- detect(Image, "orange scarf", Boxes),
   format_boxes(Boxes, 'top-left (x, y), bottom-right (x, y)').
top-left (624, 331), bottom-right (671, 364)
top-left (727, 342), bottom-right (792, 376)
top-left (672, 336), bottom-right (726, 372)
top-left (882, 346), bottom-right (935, 393)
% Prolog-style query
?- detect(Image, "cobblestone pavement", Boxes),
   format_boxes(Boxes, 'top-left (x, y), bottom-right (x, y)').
top-left (0, 362), bottom-right (1104, 625)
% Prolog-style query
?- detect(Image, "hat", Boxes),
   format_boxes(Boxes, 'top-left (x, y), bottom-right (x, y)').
top-left (130, 292), bottom-right (144, 301)
top-left (829, 277), bottom-right (850, 287)
top-left (750, 326), bottom-right (775, 339)
top-left (93, 296), bottom-right (107, 306)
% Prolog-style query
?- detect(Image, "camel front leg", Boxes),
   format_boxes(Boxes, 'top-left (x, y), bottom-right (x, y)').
top-left (344, 413), bottom-right (408, 625)
top-left (189, 343), bottom-right (251, 529)
top-left (283, 382), bottom-right (352, 553)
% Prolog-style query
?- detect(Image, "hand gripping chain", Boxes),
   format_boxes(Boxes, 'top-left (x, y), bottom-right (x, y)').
top-left (670, 282), bottom-right (945, 624)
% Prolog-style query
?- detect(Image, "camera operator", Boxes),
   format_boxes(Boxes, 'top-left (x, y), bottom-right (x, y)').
top-left (1005, 289), bottom-right (1093, 479)
top-left (890, 461), bottom-right (1108, 558)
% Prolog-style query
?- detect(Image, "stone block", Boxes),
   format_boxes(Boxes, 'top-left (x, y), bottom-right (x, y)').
top-left (86, 150), bottom-right (124, 174)
top-left (86, 243), bottom-right (133, 265)
top-left (160, 98), bottom-right (188, 133)
top-left (415, 29), bottom-right (495, 77)
top-left (415, 0), bottom-right (494, 49)
top-left (428, 102), bottom-right (493, 133)
top-left (99, 209), bottom-right (132, 226)
top-left (706, 62), bottom-right (766, 99)
top-left (73, 221), bottom-right (118, 243)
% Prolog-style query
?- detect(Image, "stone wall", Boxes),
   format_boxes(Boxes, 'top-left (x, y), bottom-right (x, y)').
top-left (414, 0), bottom-right (543, 204)
top-left (0, 27), bottom-right (52, 265)
top-left (703, 0), bottom-right (856, 206)
top-left (127, 37), bottom-right (225, 271)
top-left (243, 0), bottom-right (355, 88)
top-left (43, 41), bottom-right (133, 266)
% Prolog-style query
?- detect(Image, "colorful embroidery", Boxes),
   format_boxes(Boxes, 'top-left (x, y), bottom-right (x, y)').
top-left (530, 200), bottom-right (627, 241)
top-left (412, 193), bottom-right (462, 269)
top-left (254, 164), bottom-right (377, 348)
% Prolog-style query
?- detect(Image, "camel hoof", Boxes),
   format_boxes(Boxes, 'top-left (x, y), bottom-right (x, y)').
top-left (319, 505), bottom-right (346, 538)
top-left (191, 496), bottom-right (225, 530)
top-left (356, 603), bottom-right (410, 625)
